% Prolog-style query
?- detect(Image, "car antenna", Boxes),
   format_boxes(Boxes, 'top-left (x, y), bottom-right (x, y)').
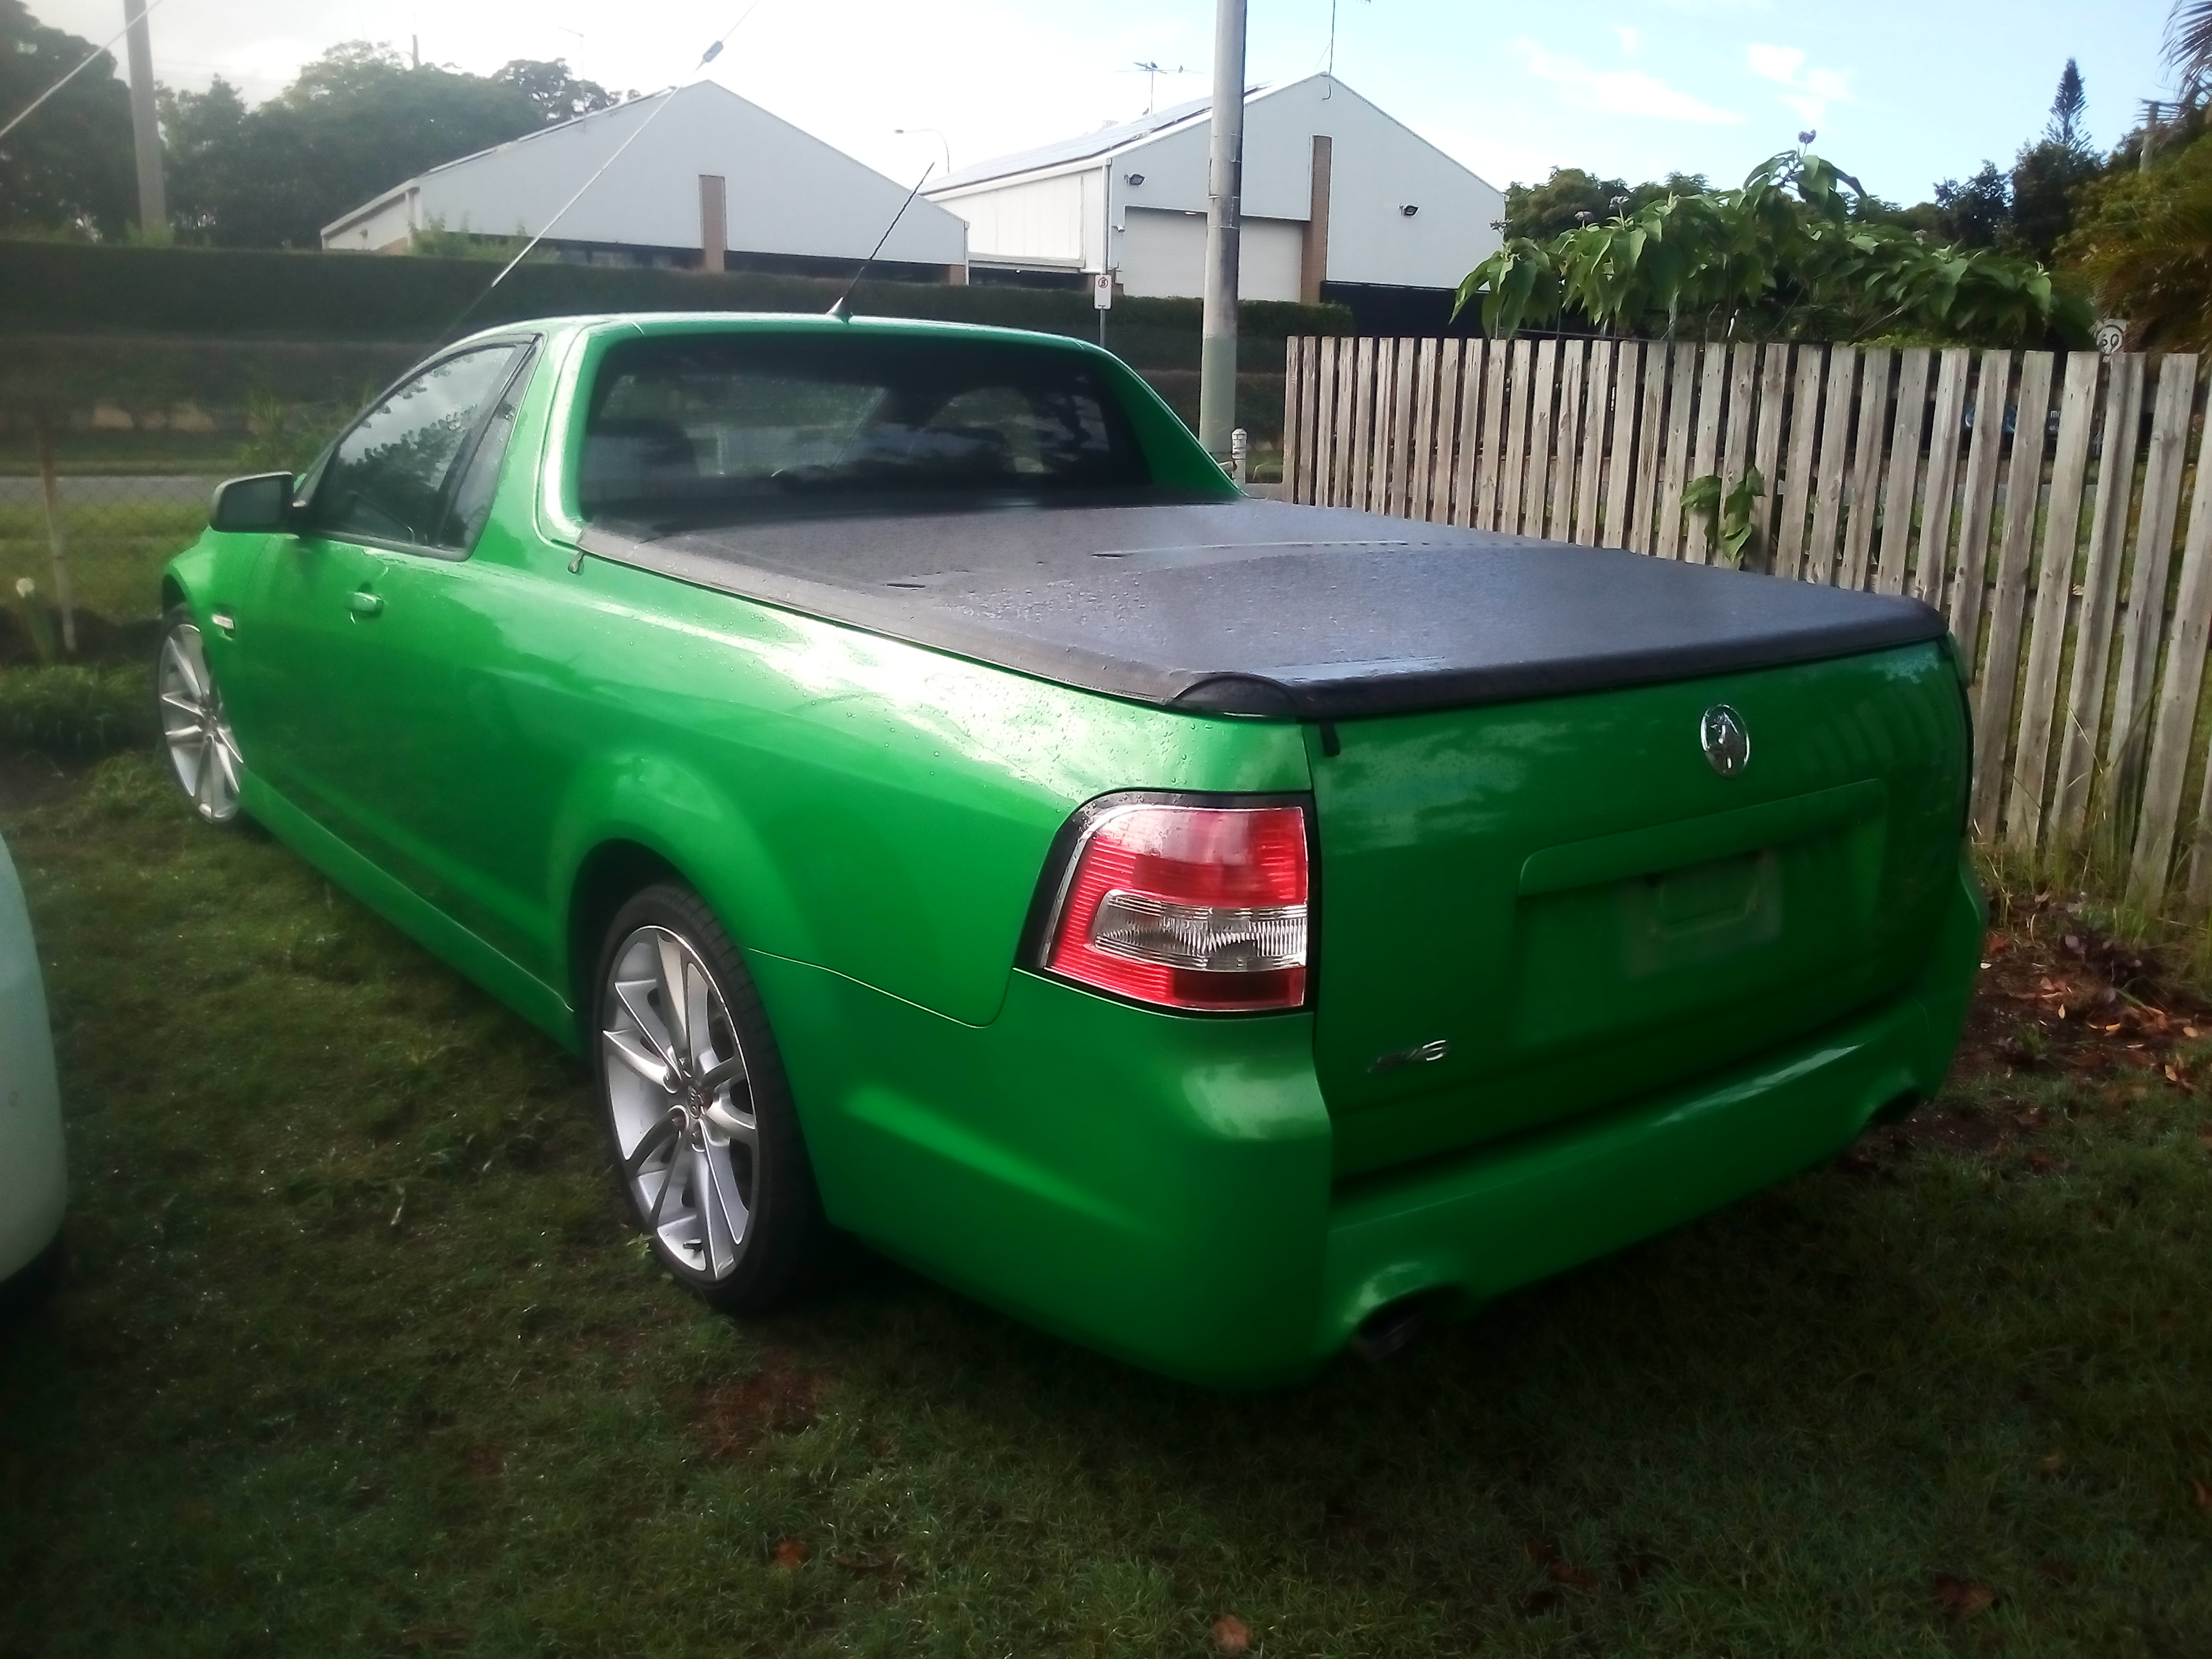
top-left (827, 165), bottom-right (936, 321)
top-left (430, 2), bottom-right (763, 349)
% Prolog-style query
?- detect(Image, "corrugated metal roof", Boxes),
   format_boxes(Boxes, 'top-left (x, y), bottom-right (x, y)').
top-left (926, 91), bottom-right (1227, 192)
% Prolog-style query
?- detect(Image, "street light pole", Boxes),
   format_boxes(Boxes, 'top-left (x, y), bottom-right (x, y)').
top-left (1197, 0), bottom-right (1245, 464)
top-left (122, 0), bottom-right (166, 235)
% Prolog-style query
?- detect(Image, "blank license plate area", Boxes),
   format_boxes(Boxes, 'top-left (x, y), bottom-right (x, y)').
top-left (1511, 824), bottom-right (1874, 1051)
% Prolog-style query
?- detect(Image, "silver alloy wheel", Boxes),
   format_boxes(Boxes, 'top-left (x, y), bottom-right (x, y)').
top-left (601, 924), bottom-right (758, 1279)
top-left (158, 622), bottom-right (243, 824)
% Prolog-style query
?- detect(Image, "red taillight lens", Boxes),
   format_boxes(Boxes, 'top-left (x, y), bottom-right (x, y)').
top-left (1045, 803), bottom-right (1309, 1012)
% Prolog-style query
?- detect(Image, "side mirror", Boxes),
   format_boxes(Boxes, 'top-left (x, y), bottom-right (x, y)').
top-left (208, 472), bottom-right (295, 533)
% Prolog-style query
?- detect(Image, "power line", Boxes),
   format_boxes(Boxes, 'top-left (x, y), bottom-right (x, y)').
top-left (0, 0), bottom-right (179, 147)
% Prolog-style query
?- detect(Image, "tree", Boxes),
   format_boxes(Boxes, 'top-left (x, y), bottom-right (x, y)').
top-left (2170, 0), bottom-right (2212, 87)
top-left (2048, 58), bottom-right (2088, 152)
top-left (491, 59), bottom-right (631, 125)
top-left (2062, 127), bottom-right (2212, 349)
top-left (1933, 164), bottom-right (2010, 248)
top-left (1503, 167), bottom-right (1705, 241)
top-left (2008, 137), bottom-right (2102, 262)
top-left (160, 43), bottom-right (562, 248)
top-left (0, 0), bottom-right (135, 238)
top-left (1456, 149), bottom-right (2092, 348)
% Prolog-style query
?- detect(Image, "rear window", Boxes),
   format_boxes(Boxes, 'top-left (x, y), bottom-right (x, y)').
top-left (580, 332), bottom-right (1162, 529)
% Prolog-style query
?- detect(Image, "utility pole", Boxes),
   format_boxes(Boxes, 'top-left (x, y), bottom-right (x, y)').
top-left (1197, 0), bottom-right (1245, 464)
top-left (122, 0), bottom-right (165, 234)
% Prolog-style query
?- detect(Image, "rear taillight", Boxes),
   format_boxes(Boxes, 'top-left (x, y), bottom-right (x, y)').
top-left (1043, 801), bottom-right (1309, 1012)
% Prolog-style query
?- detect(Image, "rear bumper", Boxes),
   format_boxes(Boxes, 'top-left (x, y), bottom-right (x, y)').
top-left (763, 860), bottom-right (1983, 1387)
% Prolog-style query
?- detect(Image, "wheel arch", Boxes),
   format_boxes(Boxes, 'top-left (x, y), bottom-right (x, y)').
top-left (563, 837), bottom-right (685, 1044)
top-left (550, 762), bottom-right (819, 1051)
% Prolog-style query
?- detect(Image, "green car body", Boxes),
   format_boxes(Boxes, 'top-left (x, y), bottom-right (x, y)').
top-left (163, 313), bottom-right (1981, 1386)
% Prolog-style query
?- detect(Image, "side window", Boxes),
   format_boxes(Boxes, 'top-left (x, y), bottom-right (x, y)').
top-left (309, 347), bottom-right (520, 550)
top-left (441, 354), bottom-right (533, 551)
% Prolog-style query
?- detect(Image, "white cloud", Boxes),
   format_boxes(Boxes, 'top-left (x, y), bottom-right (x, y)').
top-left (1746, 44), bottom-right (1851, 128)
top-left (1615, 26), bottom-right (1640, 59)
top-left (1517, 39), bottom-right (1745, 124)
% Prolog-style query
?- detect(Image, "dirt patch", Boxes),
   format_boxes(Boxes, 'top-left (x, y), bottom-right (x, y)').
top-left (690, 1359), bottom-right (833, 1461)
top-left (1833, 890), bottom-right (2212, 1172)
top-left (1956, 891), bottom-right (2212, 1087)
top-left (0, 745), bottom-right (102, 813)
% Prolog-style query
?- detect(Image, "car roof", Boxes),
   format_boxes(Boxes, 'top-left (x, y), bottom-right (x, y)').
top-left (453, 311), bottom-right (1098, 355)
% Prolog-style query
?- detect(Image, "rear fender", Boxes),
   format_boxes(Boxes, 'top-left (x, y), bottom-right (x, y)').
top-left (547, 746), bottom-right (822, 1036)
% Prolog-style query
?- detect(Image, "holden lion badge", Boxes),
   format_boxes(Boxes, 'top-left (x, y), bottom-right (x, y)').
top-left (1700, 705), bottom-right (1750, 776)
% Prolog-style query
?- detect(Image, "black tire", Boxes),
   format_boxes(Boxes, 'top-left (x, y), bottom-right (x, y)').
top-left (591, 882), bottom-right (826, 1312)
top-left (155, 604), bottom-right (245, 826)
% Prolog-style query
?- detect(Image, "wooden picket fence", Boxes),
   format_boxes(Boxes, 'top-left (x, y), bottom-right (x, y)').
top-left (1281, 334), bottom-right (2212, 916)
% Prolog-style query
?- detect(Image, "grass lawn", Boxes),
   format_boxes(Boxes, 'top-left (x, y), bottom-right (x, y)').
top-left (0, 746), bottom-right (2207, 1657)
top-left (1, 501), bottom-right (207, 626)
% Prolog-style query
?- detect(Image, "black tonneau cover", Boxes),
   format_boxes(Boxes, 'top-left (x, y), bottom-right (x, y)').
top-left (578, 499), bottom-right (1947, 719)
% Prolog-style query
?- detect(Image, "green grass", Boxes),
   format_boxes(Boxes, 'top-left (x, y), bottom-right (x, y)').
top-left (1, 501), bottom-right (206, 624)
top-left (0, 750), bottom-right (2207, 1657)
top-left (0, 666), bottom-right (153, 755)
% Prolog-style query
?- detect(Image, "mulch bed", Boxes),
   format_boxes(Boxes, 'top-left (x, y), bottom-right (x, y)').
top-left (1849, 889), bottom-right (2212, 1169)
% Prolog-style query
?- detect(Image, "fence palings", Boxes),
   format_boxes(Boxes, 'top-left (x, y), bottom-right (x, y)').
top-left (1914, 349), bottom-right (1972, 611)
top-left (1685, 345), bottom-right (1727, 563)
top-left (1838, 348), bottom-right (1893, 591)
top-left (1946, 351), bottom-right (2010, 671)
top-left (2109, 356), bottom-right (2200, 804)
top-left (1571, 343), bottom-right (1608, 546)
top-left (1473, 340), bottom-right (1509, 531)
top-left (2136, 440), bottom-right (2212, 906)
top-left (1806, 348), bottom-right (1859, 584)
top-left (1969, 352), bottom-right (2056, 839)
top-left (2006, 351), bottom-right (2103, 858)
top-left (1873, 347), bottom-right (1931, 596)
top-left (1775, 348), bottom-right (1824, 579)
top-left (1551, 340), bottom-right (1586, 541)
top-left (2053, 353), bottom-right (2148, 846)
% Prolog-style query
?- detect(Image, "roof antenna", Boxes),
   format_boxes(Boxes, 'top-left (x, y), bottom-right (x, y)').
top-left (428, 2), bottom-right (761, 348)
top-left (828, 165), bottom-right (935, 320)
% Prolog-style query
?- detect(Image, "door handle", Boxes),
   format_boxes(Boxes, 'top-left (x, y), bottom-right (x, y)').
top-left (347, 590), bottom-right (385, 618)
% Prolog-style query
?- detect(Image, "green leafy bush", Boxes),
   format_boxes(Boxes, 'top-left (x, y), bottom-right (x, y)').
top-left (1457, 149), bottom-right (2092, 347)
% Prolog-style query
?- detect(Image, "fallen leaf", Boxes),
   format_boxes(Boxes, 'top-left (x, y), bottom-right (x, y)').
top-left (1519, 1588), bottom-right (1565, 1618)
top-left (1933, 1574), bottom-right (1998, 1616)
top-left (1521, 1538), bottom-right (1560, 1565)
top-left (2041, 1451), bottom-right (2066, 1473)
top-left (2194, 1478), bottom-right (2211, 1511)
top-left (1547, 1559), bottom-right (1598, 1590)
top-left (1211, 1613), bottom-right (1252, 1654)
top-left (832, 1553), bottom-right (891, 1573)
top-left (773, 1539), bottom-right (809, 1570)
top-left (2034, 1557), bottom-right (2075, 1584)
top-left (2185, 1026), bottom-right (2201, 1039)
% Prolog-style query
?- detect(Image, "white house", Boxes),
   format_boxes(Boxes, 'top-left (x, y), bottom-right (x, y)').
top-left (321, 81), bottom-right (970, 282)
top-left (924, 76), bottom-right (1502, 313)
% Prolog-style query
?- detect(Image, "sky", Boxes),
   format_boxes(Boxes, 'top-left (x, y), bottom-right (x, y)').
top-left (24, 0), bottom-right (2179, 206)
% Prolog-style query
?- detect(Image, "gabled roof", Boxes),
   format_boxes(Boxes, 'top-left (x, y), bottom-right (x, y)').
top-left (927, 89), bottom-right (1244, 193)
top-left (324, 86), bottom-right (683, 235)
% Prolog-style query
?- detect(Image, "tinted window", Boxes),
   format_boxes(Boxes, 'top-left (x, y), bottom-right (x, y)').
top-left (580, 334), bottom-right (1157, 529)
top-left (443, 356), bottom-right (532, 550)
top-left (312, 347), bottom-right (520, 549)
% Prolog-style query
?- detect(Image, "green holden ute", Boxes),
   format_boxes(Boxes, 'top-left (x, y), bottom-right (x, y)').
top-left (160, 314), bottom-right (1980, 1385)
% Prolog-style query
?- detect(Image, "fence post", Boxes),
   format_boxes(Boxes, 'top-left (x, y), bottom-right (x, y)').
top-left (32, 417), bottom-right (77, 657)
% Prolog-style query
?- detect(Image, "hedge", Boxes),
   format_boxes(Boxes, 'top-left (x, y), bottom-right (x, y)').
top-left (0, 241), bottom-right (1350, 367)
